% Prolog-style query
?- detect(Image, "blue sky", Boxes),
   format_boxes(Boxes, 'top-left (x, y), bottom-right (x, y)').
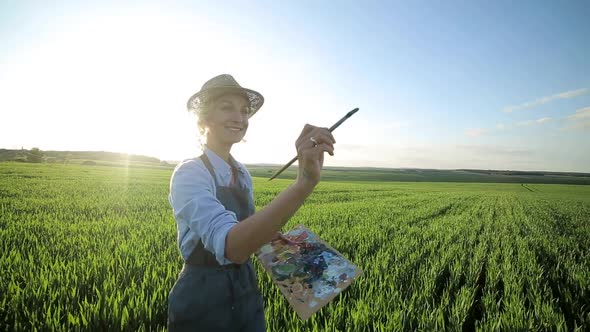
top-left (1, 0), bottom-right (589, 171)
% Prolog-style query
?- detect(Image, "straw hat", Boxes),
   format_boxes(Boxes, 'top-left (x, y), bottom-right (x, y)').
top-left (186, 74), bottom-right (264, 118)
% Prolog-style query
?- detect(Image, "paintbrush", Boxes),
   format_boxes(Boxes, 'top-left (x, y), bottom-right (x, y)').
top-left (268, 107), bottom-right (359, 181)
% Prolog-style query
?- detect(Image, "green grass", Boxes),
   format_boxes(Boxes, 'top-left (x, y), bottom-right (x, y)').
top-left (1, 162), bottom-right (589, 331)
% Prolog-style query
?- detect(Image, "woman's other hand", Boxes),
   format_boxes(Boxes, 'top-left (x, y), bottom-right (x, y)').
top-left (294, 124), bottom-right (335, 189)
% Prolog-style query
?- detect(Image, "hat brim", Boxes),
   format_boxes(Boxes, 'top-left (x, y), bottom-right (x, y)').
top-left (187, 86), bottom-right (264, 118)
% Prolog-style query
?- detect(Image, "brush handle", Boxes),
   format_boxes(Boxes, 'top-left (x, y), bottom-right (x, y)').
top-left (268, 108), bottom-right (359, 181)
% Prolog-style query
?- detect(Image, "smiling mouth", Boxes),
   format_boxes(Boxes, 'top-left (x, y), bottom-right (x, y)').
top-left (225, 126), bottom-right (243, 132)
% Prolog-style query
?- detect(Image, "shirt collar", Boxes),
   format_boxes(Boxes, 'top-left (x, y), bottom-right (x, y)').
top-left (203, 147), bottom-right (246, 178)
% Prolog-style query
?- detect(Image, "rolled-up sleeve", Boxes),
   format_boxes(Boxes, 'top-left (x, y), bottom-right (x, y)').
top-left (169, 160), bottom-right (238, 265)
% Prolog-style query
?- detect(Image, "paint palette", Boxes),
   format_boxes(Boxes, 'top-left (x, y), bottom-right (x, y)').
top-left (256, 225), bottom-right (363, 320)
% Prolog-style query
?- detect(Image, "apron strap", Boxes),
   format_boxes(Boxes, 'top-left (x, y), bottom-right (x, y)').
top-left (199, 153), bottom-right (219, 187)
top-left (201, 152), bottom-right (241, 187)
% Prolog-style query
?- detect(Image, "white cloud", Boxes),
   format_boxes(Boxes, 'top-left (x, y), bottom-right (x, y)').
top-left (567, 106), bottom-right (590, 120)
top-left (305, 141), bottom-right (589, 172)
top-left (518, 117), bottom-right (553, 126)
top-left (332, 143), bottom-right (549, 171)
top-left (455, 144), bottom-right (534, 157)
top-left (501, 88), bottom-right (589, 113)
top-left (564, 106), bottom-right (590, 131)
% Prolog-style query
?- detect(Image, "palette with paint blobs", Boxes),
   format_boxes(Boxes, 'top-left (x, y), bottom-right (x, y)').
top-left (256, 225), bottom-right (363, 320)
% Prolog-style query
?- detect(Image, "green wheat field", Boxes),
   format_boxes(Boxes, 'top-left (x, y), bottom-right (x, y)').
top-left (1, 162), bottom-right (589, 331)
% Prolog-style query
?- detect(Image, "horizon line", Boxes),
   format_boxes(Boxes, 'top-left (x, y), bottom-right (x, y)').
top-left (2, 147), bottom-right (590, 175)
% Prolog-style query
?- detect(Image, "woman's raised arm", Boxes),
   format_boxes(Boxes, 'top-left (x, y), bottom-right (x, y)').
top-left (224, 125), bottom-right (336, 264)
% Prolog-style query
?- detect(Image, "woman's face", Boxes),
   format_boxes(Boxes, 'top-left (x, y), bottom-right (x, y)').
top-left (203, 93), bottom-right (250, 146)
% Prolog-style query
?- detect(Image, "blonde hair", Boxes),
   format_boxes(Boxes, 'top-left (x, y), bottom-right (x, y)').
top-left (196, 100), bottom-right (214, 149)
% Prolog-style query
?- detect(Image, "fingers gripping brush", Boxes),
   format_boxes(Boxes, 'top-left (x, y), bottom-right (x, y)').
top-left (268, 108), bottom-right (359, 181)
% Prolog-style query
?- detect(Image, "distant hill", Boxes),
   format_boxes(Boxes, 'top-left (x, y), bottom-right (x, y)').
top-left (2, 148), bottom-right (589, 184)
top-left (0, 149), bottom-right (171, 168)
top-left (247, 165), bottom-right (590, 185)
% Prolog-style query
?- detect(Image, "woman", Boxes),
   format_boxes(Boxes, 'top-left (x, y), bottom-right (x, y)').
top-left (167, 74), bottom-right (336, 331)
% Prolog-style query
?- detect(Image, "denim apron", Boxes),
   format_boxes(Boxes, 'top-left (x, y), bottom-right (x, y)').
top-left (168, 154), bottom-right (265, 332)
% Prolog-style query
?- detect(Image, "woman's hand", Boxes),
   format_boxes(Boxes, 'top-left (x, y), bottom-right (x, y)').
top-left (225, 125), bottom-right (335, 264)
top-left (294, 124), bottom-right (336, 190)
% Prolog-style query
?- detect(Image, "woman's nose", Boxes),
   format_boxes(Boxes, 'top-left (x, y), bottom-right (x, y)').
top-left (233, 111), bottom-right (249, 123)
top-left (227, 115), bottom-right (247, 127)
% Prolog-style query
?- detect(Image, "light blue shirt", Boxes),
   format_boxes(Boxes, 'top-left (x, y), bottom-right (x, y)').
top-left (169, 147), bottom-right (254, 265)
